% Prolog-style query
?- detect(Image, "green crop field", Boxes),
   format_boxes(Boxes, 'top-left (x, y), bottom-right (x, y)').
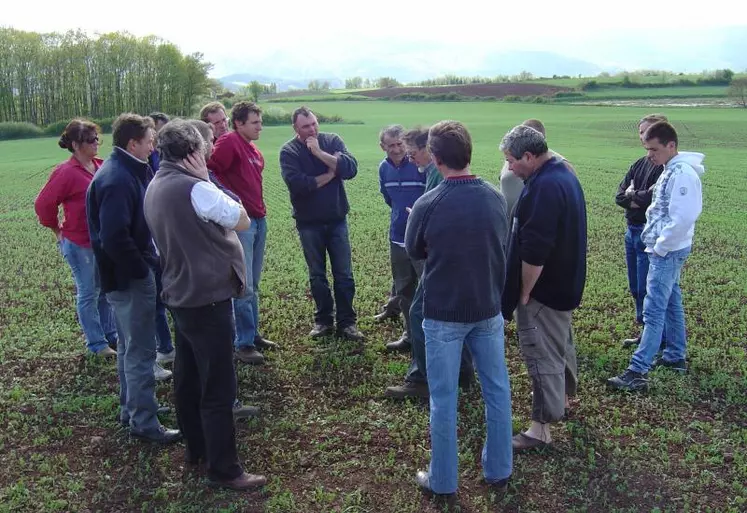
top-left (1, 101), bottom-right (746, 512)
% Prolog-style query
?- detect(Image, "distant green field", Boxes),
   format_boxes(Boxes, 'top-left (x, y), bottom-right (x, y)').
top-left (578, 85), bottom-right (729, 100)
top-left (1, 101), bottom-right (745, 512)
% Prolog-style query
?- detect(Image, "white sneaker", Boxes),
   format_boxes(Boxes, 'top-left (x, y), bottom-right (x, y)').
top-left (154, 362), bottom-right (173, 381)
top-left (156, 349), bottom-right (176, 365)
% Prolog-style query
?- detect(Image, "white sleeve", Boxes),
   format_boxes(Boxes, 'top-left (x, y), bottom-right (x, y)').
top-left (190, 181), bottom-right (242, 229)
top-left (654, 170), bottom-right (702, 255)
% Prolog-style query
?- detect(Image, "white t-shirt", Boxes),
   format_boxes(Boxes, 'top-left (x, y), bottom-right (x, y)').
top-left (190, 180), bottom-right (242, 229)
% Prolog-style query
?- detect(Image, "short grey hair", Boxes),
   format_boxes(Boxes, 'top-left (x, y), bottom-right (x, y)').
top-left (499, 125), bottom-right (548, 159)
top-left (379, 124), bottom-right (404, 144)
top-left (157, 119), bottom-right (205, 163)
top-left (186, 119), bottom-right (213, 145)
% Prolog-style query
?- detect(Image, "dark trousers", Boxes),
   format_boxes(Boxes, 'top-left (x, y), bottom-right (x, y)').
top-left (405, 275), bottom-right (475, 384)
top-left (297, 219), bottom-right (356, 328)
top-left (170, 299), bottom-right (243, 481)
top-left (390, 243), bottom-right (421, 341)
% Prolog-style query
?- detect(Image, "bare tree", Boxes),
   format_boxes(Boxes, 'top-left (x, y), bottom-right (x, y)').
top-left (728, 77), bottom-right (747, 108)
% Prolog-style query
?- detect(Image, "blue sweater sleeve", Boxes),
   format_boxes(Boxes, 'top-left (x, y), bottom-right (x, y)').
top-left (328, 134), bottom-right (358, 180)
top-left (280, 146), bottom-right (317, 198)
top-left (378, 162), bottom-right (392, 207)
top-left (97, 180), bottom-right (150, 280)
top-left (405, 195), bottom-right (428, 260)
top-left (518, 182), bottom-right (561, 266)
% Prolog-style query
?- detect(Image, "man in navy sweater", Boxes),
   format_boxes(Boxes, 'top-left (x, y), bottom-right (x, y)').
top-left (86, 113), bottom-right (181, 444)
top-left (279, 107), bottom-right (364, 342)
top-left (500, 124), bottom-right (587, 451)
top-left (377, 124), bottom-right (426, 352)
top-left (407, 121), bottom-right (512, 497)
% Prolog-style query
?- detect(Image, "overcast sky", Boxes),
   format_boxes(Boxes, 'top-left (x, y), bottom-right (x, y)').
top-left (4, 0), bottom-right (746, 77)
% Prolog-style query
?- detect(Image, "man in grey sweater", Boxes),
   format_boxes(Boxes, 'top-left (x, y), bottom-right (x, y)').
top-left (144, 120), bottom-right (266, 491)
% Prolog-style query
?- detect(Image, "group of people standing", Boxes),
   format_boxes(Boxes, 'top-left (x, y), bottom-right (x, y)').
top-left (33, 99), bottom-right (703, 498)
top-left (372, 114), bottom-right (703, 498)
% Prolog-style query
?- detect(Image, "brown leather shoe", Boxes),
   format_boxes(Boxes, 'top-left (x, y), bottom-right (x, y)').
top-left (209, 471), bottom-right (267, 491)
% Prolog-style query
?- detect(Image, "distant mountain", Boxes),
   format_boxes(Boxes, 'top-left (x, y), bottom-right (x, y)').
top-left (218, 50), bottom-right (607, 92)
top-left (219, 73), bottom-right (343, 92)
top-left (215, 27), bottom-right (747, 91)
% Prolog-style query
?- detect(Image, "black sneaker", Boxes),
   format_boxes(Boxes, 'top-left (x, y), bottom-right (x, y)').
top-left (622, 335), bottom-right (641, 348)
top-left (607, 370), bottom-right (649, 391)
top-left (653, 357), bottom-right (687, 373)
top-left (254, 335), bottom-right (278, 351)
top-left (385, 335), bottom-right (411, 353)
top-left (235, 347), bottom-right (265, 365)
top-left (233, 401), bottom-right (260, 419)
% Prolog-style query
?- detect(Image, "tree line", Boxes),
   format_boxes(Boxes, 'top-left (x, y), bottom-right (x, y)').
top-left (0, 28), bottom-right (212, 126)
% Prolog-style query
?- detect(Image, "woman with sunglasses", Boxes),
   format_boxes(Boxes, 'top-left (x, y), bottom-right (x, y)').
top-left (35, 119), bottom-right (118, 357)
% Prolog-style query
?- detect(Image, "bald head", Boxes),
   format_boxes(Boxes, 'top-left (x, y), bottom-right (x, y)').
top-left (522, 119), bottom-right (546, 136)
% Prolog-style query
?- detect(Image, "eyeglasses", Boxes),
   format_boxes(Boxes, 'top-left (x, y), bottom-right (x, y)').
top-left (84, 136), bottom-right (100, 144)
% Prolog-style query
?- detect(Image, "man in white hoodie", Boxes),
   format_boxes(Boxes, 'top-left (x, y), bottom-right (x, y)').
top-left (608, 121), bottom-right (704, 391)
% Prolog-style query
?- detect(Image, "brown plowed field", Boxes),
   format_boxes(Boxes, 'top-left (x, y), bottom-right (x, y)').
top-left (356, 83), bottom-right (571, 98)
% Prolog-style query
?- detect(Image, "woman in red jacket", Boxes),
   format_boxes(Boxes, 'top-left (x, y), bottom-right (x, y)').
top-left (34, 119), bottom-right (118, 356)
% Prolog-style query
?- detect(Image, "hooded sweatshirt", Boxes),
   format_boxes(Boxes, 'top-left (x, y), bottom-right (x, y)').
top-left (642, 151), bottom-right (705, 256)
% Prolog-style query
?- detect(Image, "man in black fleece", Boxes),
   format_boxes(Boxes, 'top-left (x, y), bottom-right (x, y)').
top-left (615, 114), bottom-right (667, 348)
top-left (279, 107), bottom-right (364, 342)
top-left (500, 124), bottom-right (587, 451)
top-left (407, 121), bottom-right (512, 497)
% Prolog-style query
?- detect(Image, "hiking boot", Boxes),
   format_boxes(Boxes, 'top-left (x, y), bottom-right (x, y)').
top-left (384, 381), bottom-right (429, 399)
top-left (235, 347), bottom-right (265, 365)
top-left (607, 369), bottom-right (648, 391)
top-left (337, 324), bottom-right (365, 342)
top-left (310, 324), bottom-right (335, 339)
top-left (653, 357), bottom-right (687, 373)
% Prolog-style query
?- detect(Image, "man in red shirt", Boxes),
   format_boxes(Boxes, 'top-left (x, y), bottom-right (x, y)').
top-left (208, 101), bottom-right (275, 365)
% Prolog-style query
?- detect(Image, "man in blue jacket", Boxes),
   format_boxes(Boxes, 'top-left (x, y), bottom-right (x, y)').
top-left (279, 107), bottom-right (364, 342)
top-left (378, 125), bottom-right (426, 352)
top-left (87, 113), bottom-right (181, 445)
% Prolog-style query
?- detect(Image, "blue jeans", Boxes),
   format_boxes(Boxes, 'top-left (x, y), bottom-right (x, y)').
top-left (405, 279), bottom-right (474, 383)
top-left (59, 238), bottom-right (117, 353)
top-left (234, 217), bottom-right (267, 348)
top-left (153, 265), bottom-right (174, 354)
top-left (107, 271), bottom-right (162, 435)
top-left (423, 314), bottom-right (512, 494)
top-left (629, 246), bottom-right (691, 374)
top-left (624, 224), bottom-right (649, 324)
top-left (297, 220), bottom-right (356, 328)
